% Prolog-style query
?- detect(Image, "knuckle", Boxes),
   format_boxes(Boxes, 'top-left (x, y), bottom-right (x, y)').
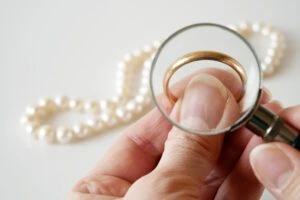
top-left (72, 175), bottom-right (130, 196)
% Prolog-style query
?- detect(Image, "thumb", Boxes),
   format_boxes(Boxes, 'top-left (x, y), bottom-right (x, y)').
top-left (250, 143), bottom-right (300, 200)
top-left (156, 74), bottom-right (240, 185)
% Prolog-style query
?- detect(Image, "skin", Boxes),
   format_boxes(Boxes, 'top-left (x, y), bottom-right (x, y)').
top-left (69, 69), bottom-right (300, 200)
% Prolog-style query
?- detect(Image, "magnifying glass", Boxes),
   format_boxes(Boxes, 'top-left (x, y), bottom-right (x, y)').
top-left (150, 23), bottom-right (300, 149)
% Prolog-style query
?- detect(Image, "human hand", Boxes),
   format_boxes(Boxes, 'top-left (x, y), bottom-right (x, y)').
top-left (250, 105), bottom-right (300, 200)
top-left (69, 68), bottom-right (298, 200)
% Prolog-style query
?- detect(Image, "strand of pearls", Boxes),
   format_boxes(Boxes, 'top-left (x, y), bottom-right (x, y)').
top-left (20, 21), bottom-right (286, 144)
top-left (20, 42), bottom-right (161, 144)
top-left (228, 21), bottom-right (286, 76)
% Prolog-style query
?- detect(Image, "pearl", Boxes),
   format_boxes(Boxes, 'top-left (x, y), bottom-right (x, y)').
top-left (38, 125), bottom-right (55, 143)
top-left (264, 56), bottom-right (273, 65)
top-left (26, 106), bottom-right (47, 117)
top-left (116, 70), bottom-right (125, 80)
top-left (25, 121), bottom-right (40, 136)
top-left (135, 94), bottom-right (145, 104)
top-left (153, 40), bottom-right (161, 49)
top-left (84, 101), bottom-right (100, 113)
top-left (124, 54), bottom-right (132, 62)
top-left (270, 32), bottom-right (281, 41)
top-left (142, 68), bottom-right (150, 77)
top-left (56, 127), bottom-right (73, 143)
top-left (73, 124), bottom-right (91, 138)
top-left (267, 48), bottom-right (275, 57)
top-left (143, 45), bottom-right (152, 53)
top-left (125, 101), bottom-right (137, 111)
top-left (141, 76), bottom-right (149, 85)
top-left (143, 60), bottom-right (152, 70)
top-left (238, 21), bottom-right (250, 35)
top-left (252, 22), bottom-right (262, 32)
top-left (117, 62), bottom-right (126, 70)
top-left (86, 118), bottom-right (105, 131)
top-left (115, 108), bottom-right (133, 122)
top-left (133, 49), bottom-right (142, 57)
top-left (262, 26), bottom-right (272, 36)
top-left (261, 63), bottom-right (274, 75)
top-left (139, 86), bottom-right (148, 95)
top-left (54, 96), bottom-right (69, 109)
top-left (99, 100), bottom-right (115, 110)
top-left (20, 115), bottom-right (37, 125)
top-left (25, 106), bottom-right (37, 116)
top-left (69, 99), bottom-right (84, 111)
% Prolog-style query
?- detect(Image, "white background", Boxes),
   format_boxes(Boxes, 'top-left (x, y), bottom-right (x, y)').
top-left (1, 0), bottom-right (299, 199)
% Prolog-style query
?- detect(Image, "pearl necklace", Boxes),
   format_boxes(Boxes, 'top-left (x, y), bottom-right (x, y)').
top-left (20, 21), bottom-right (286, 144)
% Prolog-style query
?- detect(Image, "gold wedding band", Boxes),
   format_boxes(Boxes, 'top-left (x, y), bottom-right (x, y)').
top-left (163, 51), bottom-right (247, 104)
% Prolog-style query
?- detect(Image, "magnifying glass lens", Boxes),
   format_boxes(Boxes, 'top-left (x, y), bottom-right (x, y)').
top-left (150, 23), bottom-right (262, 135)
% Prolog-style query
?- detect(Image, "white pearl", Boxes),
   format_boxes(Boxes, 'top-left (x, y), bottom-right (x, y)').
top-left (143, 45), bottom-right (152, 53)
top-left (261, 63), bottom-right (274, 75)
top-left (84, 101), bottom-right (100, 113)
top-left (270, 41), bottom-right (280, 49)
top-left (38, 125), bottom-right (55, 143)
top-left (238, 21), bottom-right (250, 35)
top-left (56, 127), bottom-right (73, 143)
top-left (135, 94), bottom-right (145, 104)
top-left (86, 118), bottom-right (105, 131)
top-left (125, 101), bottom-right (137, 111)
top-left (133, 49), bottom-right (142, 57)
top-left (143, 60), bottom-right (152, 70)
top-left (142, 68), bottom-right (150, 77)
top-left (141, 76), bottom-right (149, 86)
top-left (116, 79), bottom-right (124, 88)
top-left (20, 115), bottom-right (37, 125)
top-left (252, 22), bottom-right (262, 32)
top-left (153, 40), bottom-right (161, 49)
top-left (69, 99), bottom-right (84, 111)
top-left (116, 70), bottom-right (125, 80)
top-left (116, 89), bottom-right (127, 97)
top-left (38, 98), bottom-right (56, 112)
top-left (116, 109), bottom-right (132, 122)
top-left (264, 56), bottom-right (273, 65)
top-left (124, 54), bottom-right (132, 62)
top-left (99, 100), bottom-right (115, 110)
top-left (20, 115), bottom-right (29, 125)
top-left (54, 96), bottom-right (69, 109)
top-left (139, 86), bottom-right (149, 95)
top-left (270, 31), bottom-right (281, 41)
top-left (26, 106), bottom-right (47, 117)
top-left (73, 124), bottom-right (91, 138)
top-left (262, 26), bottom-right (272, 36)
top-left (111, 96), bottom-right (120, 104)
top-left (100, 112), bottom-right (118, 126)
top-left (25, 106), bottom-right (37, 116)
top-left (25, 121), bottom-right (40, 136)
top-left (267, 48), bottom-right (276, 57)
top-left (117, 62), bottom-right (126, 70)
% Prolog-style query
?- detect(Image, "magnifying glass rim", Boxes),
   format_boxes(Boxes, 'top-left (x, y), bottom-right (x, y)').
top-left (149, 22), bottom-right (262, 135)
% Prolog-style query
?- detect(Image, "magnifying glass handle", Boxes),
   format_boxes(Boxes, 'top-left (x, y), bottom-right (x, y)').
top-left (246, 105), bottom-right (300, 150)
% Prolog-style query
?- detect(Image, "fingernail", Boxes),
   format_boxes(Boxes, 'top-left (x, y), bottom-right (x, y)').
top-left (250, 144), bottom-right (294, 189)
top-left (180, 74), bottom-right (228, 131)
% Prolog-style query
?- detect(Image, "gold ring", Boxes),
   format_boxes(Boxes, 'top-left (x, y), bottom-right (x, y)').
top-left (163, 51), bottom-right (247, 104)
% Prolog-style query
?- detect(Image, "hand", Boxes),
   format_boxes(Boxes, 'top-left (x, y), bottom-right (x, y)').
top-left (250, 106), bottom-right (300, 200)
top-left (69, 68), bottom-right (298, 200)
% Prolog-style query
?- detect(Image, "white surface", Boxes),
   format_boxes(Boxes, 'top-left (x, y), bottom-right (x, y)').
top-left (1, 0), bottom-right (299, 199)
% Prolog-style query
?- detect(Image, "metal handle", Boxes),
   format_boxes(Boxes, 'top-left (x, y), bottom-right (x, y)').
top-left (246, 105), bottom-right (300, 150)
